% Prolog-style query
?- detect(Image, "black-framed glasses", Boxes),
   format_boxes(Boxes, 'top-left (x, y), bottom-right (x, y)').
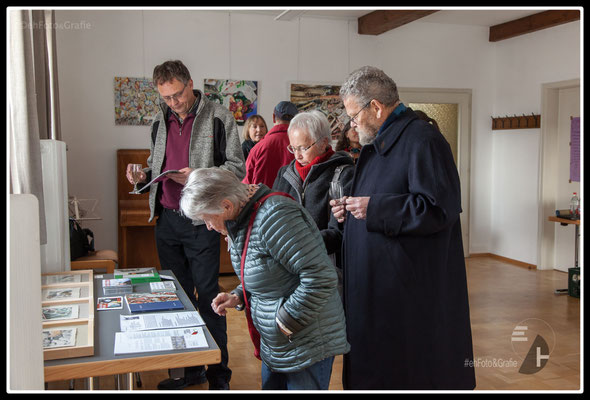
top-left (348, 100), bottom-right (372, 125)
top-left (160, 83), bottom-right (187, 103)
top-left (287, 140), bottom-right (318, 154)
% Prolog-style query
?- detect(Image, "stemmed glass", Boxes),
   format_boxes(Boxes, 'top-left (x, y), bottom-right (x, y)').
top-left (329, 181), bottom-right (344, 206)
top-left (129, 164), bottom-right (143, 194)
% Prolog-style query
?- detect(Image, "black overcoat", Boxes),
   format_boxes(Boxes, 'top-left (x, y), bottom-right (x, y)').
top-left (342, 107), bottom-right (476, 390)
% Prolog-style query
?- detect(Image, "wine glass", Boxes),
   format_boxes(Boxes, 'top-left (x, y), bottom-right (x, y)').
top-left (329, 181), bottom-right (344, 205)
top-left (129, 164), bottom-right (143, 194)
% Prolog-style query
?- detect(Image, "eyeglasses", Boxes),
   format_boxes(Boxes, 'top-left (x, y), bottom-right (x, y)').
top-left (287, 140), bottom-right (318, 154)
top-left (160, 83), bottom-right (187, 103)
top-left (348, 100), bottom-right (372, 125)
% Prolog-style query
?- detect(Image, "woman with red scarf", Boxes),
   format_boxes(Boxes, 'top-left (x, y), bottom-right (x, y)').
top-left (273, 110), bottom-right (354, 267)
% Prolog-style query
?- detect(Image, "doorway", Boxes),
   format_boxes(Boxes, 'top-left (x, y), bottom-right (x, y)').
top-left (399, 88), bottom-right (472, 257)
top-left (538, 79), bottom-right (580, 271)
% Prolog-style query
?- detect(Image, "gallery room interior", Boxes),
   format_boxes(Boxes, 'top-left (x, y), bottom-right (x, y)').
top-left (8, 7), bottom-right (582, 392)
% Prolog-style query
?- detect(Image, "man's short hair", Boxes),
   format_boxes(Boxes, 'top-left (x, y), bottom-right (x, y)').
top-left (153, 60), bottom-right (192, 86)
top-left (340, 66), bottom-right (399, 107)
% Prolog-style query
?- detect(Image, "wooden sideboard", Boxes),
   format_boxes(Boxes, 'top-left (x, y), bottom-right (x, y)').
top-left (117, 149), bottom-right (234, 274)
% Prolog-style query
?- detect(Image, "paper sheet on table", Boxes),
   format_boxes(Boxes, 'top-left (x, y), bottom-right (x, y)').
top-left (120, 311), bottom-right (205, 332)
top-left (114, 327), bottom-right (208, 355)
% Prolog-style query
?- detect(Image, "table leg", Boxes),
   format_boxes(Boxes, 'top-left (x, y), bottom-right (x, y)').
top-left (127, 372), bottom-right (134, 390)
top-left (554, 222), bottom-right (580, 295)
top-left (574, 224), bottom-right (579, 268)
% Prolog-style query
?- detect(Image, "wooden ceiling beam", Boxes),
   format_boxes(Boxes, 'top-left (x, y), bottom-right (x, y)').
top-left (489, 10), bottom-right (580, 42)
top-left (358, 10), bottom-right (439, 36)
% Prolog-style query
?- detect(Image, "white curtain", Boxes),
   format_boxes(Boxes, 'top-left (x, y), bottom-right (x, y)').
top-left (8, 9), bottom-right (63, 245)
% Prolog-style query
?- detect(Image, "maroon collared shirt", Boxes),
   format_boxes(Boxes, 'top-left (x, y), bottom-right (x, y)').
top-left (159, 99), bottom-right (198, 210)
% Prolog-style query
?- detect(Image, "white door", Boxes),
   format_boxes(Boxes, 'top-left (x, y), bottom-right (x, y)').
top-left (398, 88), bottom-right (472, 257)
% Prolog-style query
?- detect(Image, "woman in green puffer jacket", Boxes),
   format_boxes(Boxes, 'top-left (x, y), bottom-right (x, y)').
top-left (179, 167), bottom-right (349, 390)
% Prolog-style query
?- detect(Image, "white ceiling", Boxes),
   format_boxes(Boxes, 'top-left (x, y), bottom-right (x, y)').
top-left (234, 8), bottom-right (546, 27)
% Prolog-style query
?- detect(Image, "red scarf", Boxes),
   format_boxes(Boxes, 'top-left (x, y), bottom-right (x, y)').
top-left (295, 148), bottom-right (334, 182)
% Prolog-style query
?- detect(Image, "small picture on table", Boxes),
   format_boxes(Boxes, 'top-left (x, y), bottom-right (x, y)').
top-left (42, 305), bottom-right (80, 321)
top-left (42, 287), bottom-right (81, 301)
top-left (42, 274), bottom-right (82, 285)
top-left (97, 296), bottom-right (123, 310)
top-left (43, 328), bottom-right (77, 349)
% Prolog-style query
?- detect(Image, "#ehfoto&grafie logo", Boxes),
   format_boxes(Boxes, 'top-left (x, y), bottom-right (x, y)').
top-left (511, 318), bottom-right (556, 374)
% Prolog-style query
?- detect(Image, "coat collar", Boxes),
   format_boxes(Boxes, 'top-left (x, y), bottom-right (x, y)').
top-left (371, 106), bottom-right (418, 156)
top-left (225, 184), bottom-right (272, 238)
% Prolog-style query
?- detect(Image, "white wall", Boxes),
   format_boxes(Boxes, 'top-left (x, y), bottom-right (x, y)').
top-left (490, 22), bottom-right (580, 264)
top-left (55, 10), bottom-right (581, 265)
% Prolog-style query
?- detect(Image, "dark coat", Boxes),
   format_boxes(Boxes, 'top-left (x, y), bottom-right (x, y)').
top-left (242, 139), bottom-right (255, 161)
top-left (342, 107), bottom-right (476, 390)
top-left (273, 151), bottom-right (355, 255)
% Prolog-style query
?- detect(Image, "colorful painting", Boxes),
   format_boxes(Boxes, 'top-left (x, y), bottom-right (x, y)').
top-left (570, 117), bottom-right (580, 182)
top-left (114, 77), bottom-right (159, 126)
top-left (290, 83), bottom-right (346, 140)
top-left (204, 79), bottom-right (258, 125)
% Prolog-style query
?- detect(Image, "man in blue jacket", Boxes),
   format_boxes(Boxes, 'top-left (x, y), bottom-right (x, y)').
top-left (331, 66), bottom-right (476, 390)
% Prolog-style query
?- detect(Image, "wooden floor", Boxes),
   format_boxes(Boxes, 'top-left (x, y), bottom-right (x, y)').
top-left (46, 256), bottom-right (580, 391)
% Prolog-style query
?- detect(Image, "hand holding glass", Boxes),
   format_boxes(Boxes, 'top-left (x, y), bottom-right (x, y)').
top-left (128, 164), bottom-right (144, 194)
top-left (329, 181), bottom-right (344, 205)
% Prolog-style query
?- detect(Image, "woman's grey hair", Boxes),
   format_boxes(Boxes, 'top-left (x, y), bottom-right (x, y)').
top-left (339, 66), bottom-right (399, 108)
top-left (287, 110), bottom-right (332, 142)
top-left (180, 168), bottom-right (249, 220)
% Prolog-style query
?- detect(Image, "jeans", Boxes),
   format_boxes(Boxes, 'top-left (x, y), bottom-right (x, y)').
top-left (155, 208), bottom-right (232, 386)
top-left (261, 356), bottom-right (335, 390)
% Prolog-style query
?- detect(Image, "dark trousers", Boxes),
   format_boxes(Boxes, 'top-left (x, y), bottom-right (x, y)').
top-left (155, 208), bottom-right (231, 386)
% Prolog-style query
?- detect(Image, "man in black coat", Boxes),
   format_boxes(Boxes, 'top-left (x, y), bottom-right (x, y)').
top-left (331, 66), bottom-right (476, 390)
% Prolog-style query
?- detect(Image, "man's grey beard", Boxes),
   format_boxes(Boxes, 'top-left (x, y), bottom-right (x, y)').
top-left (358, 128), bottom-right (377, 146)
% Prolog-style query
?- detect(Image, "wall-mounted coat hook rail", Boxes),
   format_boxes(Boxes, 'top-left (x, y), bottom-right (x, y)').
top-left (491, 113), bottom-right (540, 130)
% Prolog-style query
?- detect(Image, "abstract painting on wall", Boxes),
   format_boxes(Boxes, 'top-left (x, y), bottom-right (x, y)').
top-left (114, 77), bottom-right (159, 126)
top-left (204, 79), bottom-right (258, 125)
top-left (290, 83), bottom-right (346, 140)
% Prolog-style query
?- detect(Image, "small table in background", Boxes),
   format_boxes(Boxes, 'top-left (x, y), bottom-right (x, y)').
top-left (548, 216), bottom-right (580, 295)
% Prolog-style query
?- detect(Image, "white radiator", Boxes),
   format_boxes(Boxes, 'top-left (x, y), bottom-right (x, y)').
top-left (40, 139), bottom-right (70, 273)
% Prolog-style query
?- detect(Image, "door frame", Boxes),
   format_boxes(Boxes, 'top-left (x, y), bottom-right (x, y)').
top-left (398, 88), bottom-right (472, 257)
top-left (537, 79), bottom-right (580, 270)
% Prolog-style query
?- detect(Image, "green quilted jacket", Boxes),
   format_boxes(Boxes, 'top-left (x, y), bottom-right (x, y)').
top-left (226, 185), bottom-right (350, 372)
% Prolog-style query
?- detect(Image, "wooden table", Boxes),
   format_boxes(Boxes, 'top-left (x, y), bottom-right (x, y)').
top-left (44, 271), bottom-right (221, 389)
top-left (548, 216), bottom-right (580, 295)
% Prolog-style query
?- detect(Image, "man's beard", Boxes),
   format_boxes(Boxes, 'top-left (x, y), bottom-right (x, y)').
top-left (358, 126), bottom-right (378, 146)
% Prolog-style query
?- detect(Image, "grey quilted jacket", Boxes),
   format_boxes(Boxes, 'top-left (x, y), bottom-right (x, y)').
top-left (226, 185), bottom-right (350, 372)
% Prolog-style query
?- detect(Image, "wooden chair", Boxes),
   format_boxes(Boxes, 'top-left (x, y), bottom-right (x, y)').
top-left (71, 249), bottom-right (118, 274)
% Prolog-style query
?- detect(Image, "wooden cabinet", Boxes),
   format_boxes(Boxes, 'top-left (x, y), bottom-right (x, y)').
top-left (117, 149), bottom-right (159, 269)
top-left (117, 149), bottom-right (234, 274)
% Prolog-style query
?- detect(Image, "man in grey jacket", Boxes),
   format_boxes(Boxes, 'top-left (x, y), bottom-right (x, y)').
top-left (126, 60), bottom-right (245, 390)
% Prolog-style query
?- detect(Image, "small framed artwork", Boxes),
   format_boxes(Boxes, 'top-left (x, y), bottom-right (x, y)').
top-left (204, 79), bottom-right (258, 125)
top-left (41, 270), bottom-right (95, 360)
top-left (290, 82), bottom-right (347, 141)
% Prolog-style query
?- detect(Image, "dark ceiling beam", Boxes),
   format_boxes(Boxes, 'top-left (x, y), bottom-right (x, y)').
top-left (489, 10), bottom-right (580, 42)
top-left (358, 10), bottom-right (439, 35)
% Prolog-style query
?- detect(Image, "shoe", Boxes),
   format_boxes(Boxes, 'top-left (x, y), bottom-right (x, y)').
top-left (209, 382), bottom-right (230, 390)
top-left (157, 374), bottom-right (208, 390)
